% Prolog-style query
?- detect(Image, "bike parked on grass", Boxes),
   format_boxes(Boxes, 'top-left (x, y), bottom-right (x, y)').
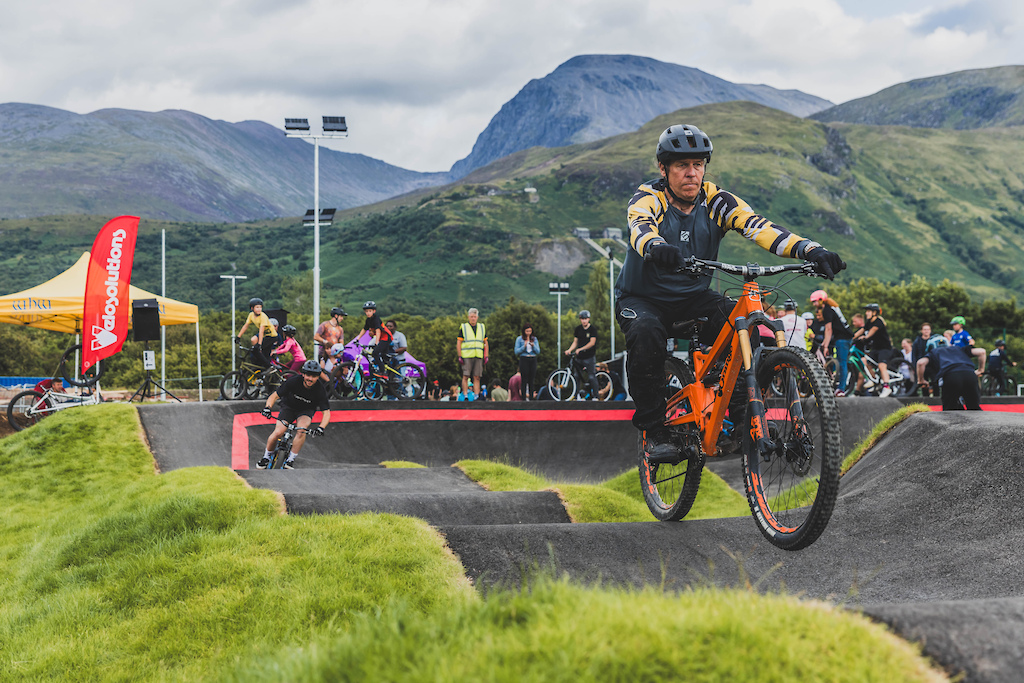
top-left (6, 380), bottom-right (102, 431)
top-left (546, 352), bottom-right (613, 401)
top-left (640, 256), bottom-right (843, 551)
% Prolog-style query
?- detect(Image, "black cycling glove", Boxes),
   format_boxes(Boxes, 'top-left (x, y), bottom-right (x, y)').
top-left (260, 406), bottom-right (272, 419)
top-left (311, 426), bottom-right (325, 438)
top-left (646, 242), bottom-right (683, 269)
top-left (807, 248), bottom-right (846, 280)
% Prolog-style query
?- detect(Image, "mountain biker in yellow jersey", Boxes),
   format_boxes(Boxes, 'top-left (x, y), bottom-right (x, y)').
top-left (616, 123), bottom-right (846, 462)
top-left (237, 297), bottom-right (279, 367)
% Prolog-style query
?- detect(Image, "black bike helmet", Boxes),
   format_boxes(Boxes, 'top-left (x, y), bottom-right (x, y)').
top-left (331, 306), bottom-right (346, 317)
top-left (300, 359), bottom-right (322, 375)
top-left (656, 124), bottom-right (713, 165)
top-left (996, 339), bottom-right (1006, 347)
top-left (579, 310), bottom-right (591, 319)
top-left (864, 303), bottom-right (881, 313)
top-left (249, 297), bottom-right (264, 309)
top-left (363, 301), bottom-right (377, 310)
top-left (281, 324), bottom-right (297, 337)
top-left (783, 299), bottom-right (798, 311)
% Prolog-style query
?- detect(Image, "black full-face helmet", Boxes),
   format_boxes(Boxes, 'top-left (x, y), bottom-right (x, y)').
top-left (656, 124), bottom-right (713, 165)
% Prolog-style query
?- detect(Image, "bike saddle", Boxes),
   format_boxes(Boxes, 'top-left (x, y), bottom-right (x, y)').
top-left (671, 317), bottom-right (707, 337)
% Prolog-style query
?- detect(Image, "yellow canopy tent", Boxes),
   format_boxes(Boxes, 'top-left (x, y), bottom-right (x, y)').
top-left (0, 252), bottom-right (206, 400)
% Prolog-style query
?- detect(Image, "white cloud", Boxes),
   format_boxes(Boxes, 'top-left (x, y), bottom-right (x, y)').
top-left (0, 0), bottom-right (1021, 172)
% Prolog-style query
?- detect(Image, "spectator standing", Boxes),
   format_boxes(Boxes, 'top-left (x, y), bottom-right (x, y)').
top-left (457, 308), bottom-right (488, 398)
top-left (314, 307), bottom-right (346, 364)
top-left (514, 323), bottom-right (540, 401)
top-left (988, 340), bottom-right (1017, 395)
top-left (778, 299), bottom-right (808, 348)
top-left (801, 312), bottom-right (815, 352)
top-left (852, 303), bottom-right (895, 397)
top-left (810, 290), bottom-right (854, 396)
top-left (386, 320), bottom-right (408, 363)
top-left (917, 339), bottom-right (983, 410)
top-left (490, 380), bottom-right (510, 401)
top-left (911, 323), bottom-right (936, 396)
top-left (427, 379), bottom-right (441, 401)
top-left (949, 316), bottom-right (974, 348)
top-left (565, 310), bottom-right (599, 398)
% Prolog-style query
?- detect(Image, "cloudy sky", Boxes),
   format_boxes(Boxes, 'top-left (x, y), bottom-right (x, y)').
top-left (1, 0), bottom-right (1020, 172)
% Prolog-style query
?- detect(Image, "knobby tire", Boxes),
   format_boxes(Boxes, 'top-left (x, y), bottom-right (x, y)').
top-left (59, 344), bottom-right (104, 387)
top-left (638, 357), bottom-right (705, 522)
top-left (219, 370), bottom-right (253, 401)
top-left (743, 347), bottom-right (842, 550)
top-left (6, 390), bottom-right (48, 431)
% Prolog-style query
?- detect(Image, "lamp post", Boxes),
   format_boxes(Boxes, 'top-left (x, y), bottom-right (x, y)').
top-left (284, 116), bottom-right (348, 356)
top-left (220, 274), bottom-right (247, 373)
top-left (548, 282), bottom-right (569, 367)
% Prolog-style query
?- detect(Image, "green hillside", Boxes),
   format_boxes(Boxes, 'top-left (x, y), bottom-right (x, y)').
top-left (810, 65), bottom-right (1024, 129)
top-left (2, 101), bottom-right (1023, 318)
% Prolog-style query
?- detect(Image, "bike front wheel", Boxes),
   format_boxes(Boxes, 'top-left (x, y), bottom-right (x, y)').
top-left (6, 390), bottom-right (49, 431)
top-left (59, 344), bottom-right (104, 387)
top-left (547, 368), bottom-right (576, 401)
top-left (638, 357), bottom-right (705, 522)
top-left (219, 371), bottom-right (252, 401)
top-left (395, 363), bottom-right (426, 400)
top-left (362, 378), bottom-right (385, 401)
top-left (744, 347), bottom-right (842, 550)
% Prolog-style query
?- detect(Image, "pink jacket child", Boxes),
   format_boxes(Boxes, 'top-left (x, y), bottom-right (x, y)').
top-left (271, 335), bottom-right (307, 372)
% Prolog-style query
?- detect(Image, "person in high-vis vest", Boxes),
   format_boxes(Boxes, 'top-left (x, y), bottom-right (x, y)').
top-left (457, 307), bottom-right (489, 398)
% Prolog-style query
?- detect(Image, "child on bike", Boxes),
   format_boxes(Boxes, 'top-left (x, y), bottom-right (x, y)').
top-left (361, 301), bottom-right (395, 374)
top-left (237, 297), bottom-right (279, 368)
top-left (852, 303), bottom-right (895, 397)
top-left (258, 360), bottom-right (331, 469)
top-left (270, 324), bottom-right (307, 372)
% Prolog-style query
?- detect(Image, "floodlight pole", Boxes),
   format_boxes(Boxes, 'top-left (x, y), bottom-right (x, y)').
top-left (548, 282), bottom-right (569, 368)
top-left (161, 229), bottom-right (166, 401)
top-left (285, 117), bottom-right (347, 353)
top-left (220, 274), bottom-right (247, 374)
top-left (573, 229), bottom-right (622, 363)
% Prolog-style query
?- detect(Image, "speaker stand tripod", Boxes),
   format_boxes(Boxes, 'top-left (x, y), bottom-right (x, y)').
top-left (128, 342), bottom-right (182, 403)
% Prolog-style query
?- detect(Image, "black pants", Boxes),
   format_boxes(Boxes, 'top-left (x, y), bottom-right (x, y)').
top-left (617, 290), bottom-right (735, 430)
top-left (518, 356), bottom-right (537, 400)
top-left (941, 370), bottom-right (982, 410)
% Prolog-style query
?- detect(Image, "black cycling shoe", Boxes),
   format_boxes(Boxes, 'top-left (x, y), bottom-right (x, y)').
top-left (256, 455), bottom-right (271, 469)
top-left (642, 427), bottom-right (683, 465)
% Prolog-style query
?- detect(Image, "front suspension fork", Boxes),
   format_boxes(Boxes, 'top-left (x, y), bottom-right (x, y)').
top-left (736, 317), bottom-right (775, 459)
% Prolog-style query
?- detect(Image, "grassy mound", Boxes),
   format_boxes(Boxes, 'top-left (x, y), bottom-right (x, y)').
top-left (0, 405), bottom-right (473, 680)
top-left (456, 459), bottom-right (749, 522)
top-left (0, 405), bottom-right (947, 681)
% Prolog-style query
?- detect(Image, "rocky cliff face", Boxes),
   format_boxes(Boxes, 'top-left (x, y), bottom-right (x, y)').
top-left (449, 54), bottom-right (832, 178)
top-left (0, 104), bottom-right (447, 222)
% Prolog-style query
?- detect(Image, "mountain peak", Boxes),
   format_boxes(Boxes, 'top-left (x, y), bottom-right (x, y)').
top-left (449, 54), bottom-right (832, 178)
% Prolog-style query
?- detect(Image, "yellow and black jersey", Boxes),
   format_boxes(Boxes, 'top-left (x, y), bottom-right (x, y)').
top-left (627, 179), bottom-right (818, 259)
top-left (616, 178), bottom-right (821, 300)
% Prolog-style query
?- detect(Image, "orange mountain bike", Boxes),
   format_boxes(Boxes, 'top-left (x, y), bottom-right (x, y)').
top-left (639, 256), bottom-right (843, 550)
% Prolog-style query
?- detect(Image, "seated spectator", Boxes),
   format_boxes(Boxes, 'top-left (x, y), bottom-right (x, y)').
top-left (508, 371), bottom-right (523, 401)
top-left (490, 380), bottom-right (509, 401)
top-left (596, 362), bottom-right (627, 400)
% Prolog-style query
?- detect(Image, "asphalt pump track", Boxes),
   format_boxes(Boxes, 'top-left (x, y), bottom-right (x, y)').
top-left (138, 399), bottom-right (1024, 682)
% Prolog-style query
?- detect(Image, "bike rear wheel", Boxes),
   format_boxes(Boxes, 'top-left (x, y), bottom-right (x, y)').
top-left (395, 363), bottom-right (426, 399)
top-left (547, 368), bottom-right (576, 401)
top-left (6, 390), bottom-right (49, 431)
top-left (329, 363), bottom-right (363, 399)
top-left (638, 357), bottom-right (705, 522)
top-left (59, 344), bottom-right (104, 387)
top-left (744, 347), bottom-right (842, 550)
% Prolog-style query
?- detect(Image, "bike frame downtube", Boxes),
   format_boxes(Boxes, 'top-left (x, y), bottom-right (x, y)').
top-left (665, 281), bottom-right (769, 456)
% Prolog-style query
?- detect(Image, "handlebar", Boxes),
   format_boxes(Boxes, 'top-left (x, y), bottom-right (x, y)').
top-left (675, 256), bottom-right (820, 281)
